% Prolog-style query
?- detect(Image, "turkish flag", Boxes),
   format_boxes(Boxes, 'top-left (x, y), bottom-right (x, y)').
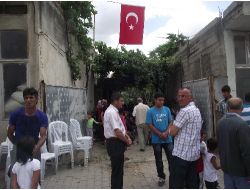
top-left (119, 4), bottom-right (145, 45)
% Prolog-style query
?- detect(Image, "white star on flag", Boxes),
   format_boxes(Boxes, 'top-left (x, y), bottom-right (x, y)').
top-left (129, 24), bottom-right (134, 30)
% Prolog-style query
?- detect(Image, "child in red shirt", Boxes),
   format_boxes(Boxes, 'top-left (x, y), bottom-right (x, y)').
top-left (196, 131), bottom-right (207, 188)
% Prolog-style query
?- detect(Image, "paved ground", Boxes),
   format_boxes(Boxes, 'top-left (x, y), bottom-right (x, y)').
top-left (0, 139), bottom-right (224, 189)
top-left (41, 140), bottom-right (224, 189)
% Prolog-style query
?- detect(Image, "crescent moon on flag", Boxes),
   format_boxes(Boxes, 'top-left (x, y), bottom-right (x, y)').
top-left (126, 12), bottom-right (138, 24)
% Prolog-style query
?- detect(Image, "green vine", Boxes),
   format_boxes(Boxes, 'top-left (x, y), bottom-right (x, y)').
top-left (61, 2), bottom-right (97, 81)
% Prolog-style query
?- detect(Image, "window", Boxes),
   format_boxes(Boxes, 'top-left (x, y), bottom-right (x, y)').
top-left (234, 35), bottom-right (247, 65)
top-left (0, 4), bottom-right (27, 14)
top-left (236, 68), bottom-right (250, 100)
top-left (0, 30), bottom-right (27, 118)
top-left (3, 63), bottom-right (26, 117)
top-left (0, 30), bottom-right (27, 59)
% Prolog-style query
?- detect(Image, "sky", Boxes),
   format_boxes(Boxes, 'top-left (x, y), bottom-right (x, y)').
top-left (90, 0), bottom-right (232, 55)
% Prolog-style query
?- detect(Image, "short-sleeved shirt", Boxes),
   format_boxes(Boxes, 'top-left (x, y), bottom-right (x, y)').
top-left (133, 103), bottom-right (150, 125)
top-left (104, 104), bottom-right (126, 138)
top-left (217, 99), bottom-right (228, 114)
top-left (146, 106), bottom-right (172, 144)
top-left (172, 102), bottom-right (202, 161)
top-left (9, 107), bottom-right (48, 143)
top-left (242, 103), bottom-right (250, 126)
top-left (203, 152), bottom-right (218, 182)
top-left (12, 159), bottom-right (40, 189)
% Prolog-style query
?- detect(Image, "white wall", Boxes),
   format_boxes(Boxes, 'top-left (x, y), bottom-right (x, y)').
top-left (38, 2), bottom-right (86, 88)
top-left (39, 34), bottom-right (74, 87)
top-left (223, 30), bottom-right (237, 97)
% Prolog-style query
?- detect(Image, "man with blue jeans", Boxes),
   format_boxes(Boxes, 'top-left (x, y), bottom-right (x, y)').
top-left (217, 98), bottom-right (250, 188)
top-left (146, 93), bottom-right (173, 187)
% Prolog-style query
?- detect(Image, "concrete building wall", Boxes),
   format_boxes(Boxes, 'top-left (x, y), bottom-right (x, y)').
top-left (0, 2), bottom-right (95, 142)
top-left (38, 2), bottom-right (86, 88)
top-left (178, 18), bottom-right (227, 82)
top-left (0, 2), bottom-right (29, 142)
top-left (223, 2), bottom-right (250, 99)
top-left (223, 30), bottom-right (237, 97)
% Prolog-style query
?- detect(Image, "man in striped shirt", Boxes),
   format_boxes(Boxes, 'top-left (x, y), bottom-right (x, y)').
top-left (242, 92), bottom-right (250, 126)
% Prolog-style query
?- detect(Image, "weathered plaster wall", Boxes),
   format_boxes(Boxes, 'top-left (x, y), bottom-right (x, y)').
top-left (177, 18), bottom-right (227, 82)
top-left (38, 2), bottom-right (86, 88)
top-left (0, 3), bottom-right (29, 142)
top-left (0, 2), bottom-right (95, 142)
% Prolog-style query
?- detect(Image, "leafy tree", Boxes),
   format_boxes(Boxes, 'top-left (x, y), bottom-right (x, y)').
top-left (93, 33), bottom-right (188, 104)
top-left (61, 1), bottom-right (97, 81)
top-left (149, 33), bottom-right (188, 59)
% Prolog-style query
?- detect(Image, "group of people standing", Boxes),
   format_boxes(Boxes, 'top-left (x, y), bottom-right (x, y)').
top-left (104, 86), bottom-right (250, 189)
top-left (104, 88), bottom-right (203, 189)
top-left (216, 85), bottom-right (250, 188)
top-left (4, 85), bottom-right (250, 189)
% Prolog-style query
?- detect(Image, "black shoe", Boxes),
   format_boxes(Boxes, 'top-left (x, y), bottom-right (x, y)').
top-left (140, 149), bottom-right (145, 152)
top-left (158, 178), bottom-right (165, 187)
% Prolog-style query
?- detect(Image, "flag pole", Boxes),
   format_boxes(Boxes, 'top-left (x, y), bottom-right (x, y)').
top-left (107, 0), bottom-right (121, 4)
top-left (107, 1), bottom-right (145, 8)
top-left (116, 43), bottom-right (119, 49)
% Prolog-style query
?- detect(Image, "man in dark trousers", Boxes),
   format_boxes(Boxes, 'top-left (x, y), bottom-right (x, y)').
top-left (168, 88), bottom-right (202, 188)
top-left (146, 93), bottom-right (173, 187)
top-left (217, 97), bottom-right (250, 188)
top-left (7, 87), bottom-right (48, 163)
top-left (104, 93), bottom-right (132, 189)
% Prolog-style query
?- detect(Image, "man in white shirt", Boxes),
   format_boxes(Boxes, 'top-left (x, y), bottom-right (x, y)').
top-left (104, 93), bottom-right (132, 189)
top-left (168, 88), bottom-right (202, 188)
top-left (132, 98), bottom-right (150, 151)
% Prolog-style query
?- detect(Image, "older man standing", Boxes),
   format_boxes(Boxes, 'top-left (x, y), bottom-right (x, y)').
top-left (168, 88), bottom-right (202, 188)
top-left (217, 98), bottom-right (250, 188)
top-left (104, 93), bottom-right (132, 189)
top-left (132, 98), bottom-right (149, 151)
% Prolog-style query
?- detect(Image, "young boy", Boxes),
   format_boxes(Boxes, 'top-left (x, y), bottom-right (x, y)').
top-left (203, 138), bottom-right (221, 189)
top-left (86, 111), bottom-right (100, 138)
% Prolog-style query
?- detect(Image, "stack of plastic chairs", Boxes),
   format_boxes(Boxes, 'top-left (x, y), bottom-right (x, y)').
top-left (69, 119), bottom-right (93, 167)
top-left (48, 121), bottom-right (74, 171)
top-left (4, 138), bottom-right (13, 189)
top-left (0, 139), bottom-right (9, 163)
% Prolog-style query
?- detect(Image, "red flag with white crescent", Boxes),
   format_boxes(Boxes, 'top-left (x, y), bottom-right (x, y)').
top-left (119, 4), bottom-right (145, 45)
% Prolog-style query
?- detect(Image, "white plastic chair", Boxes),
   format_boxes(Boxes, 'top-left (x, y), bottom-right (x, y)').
top-left (0, 137), bottom-right (13, 163)
top-left (40, 142), bottom-right (57, 181)
top-left (4, 138), bottom-right (12, 189)
top-left (69, 119), bottom-right (93, 167)
top-left (48, 121), bottom-right (74, 170)
top-left (0, 140), bottom-right (8, 163)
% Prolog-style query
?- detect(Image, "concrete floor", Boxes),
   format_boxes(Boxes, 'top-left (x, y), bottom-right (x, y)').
top-left (0, 139), bottom-right (224, 189)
